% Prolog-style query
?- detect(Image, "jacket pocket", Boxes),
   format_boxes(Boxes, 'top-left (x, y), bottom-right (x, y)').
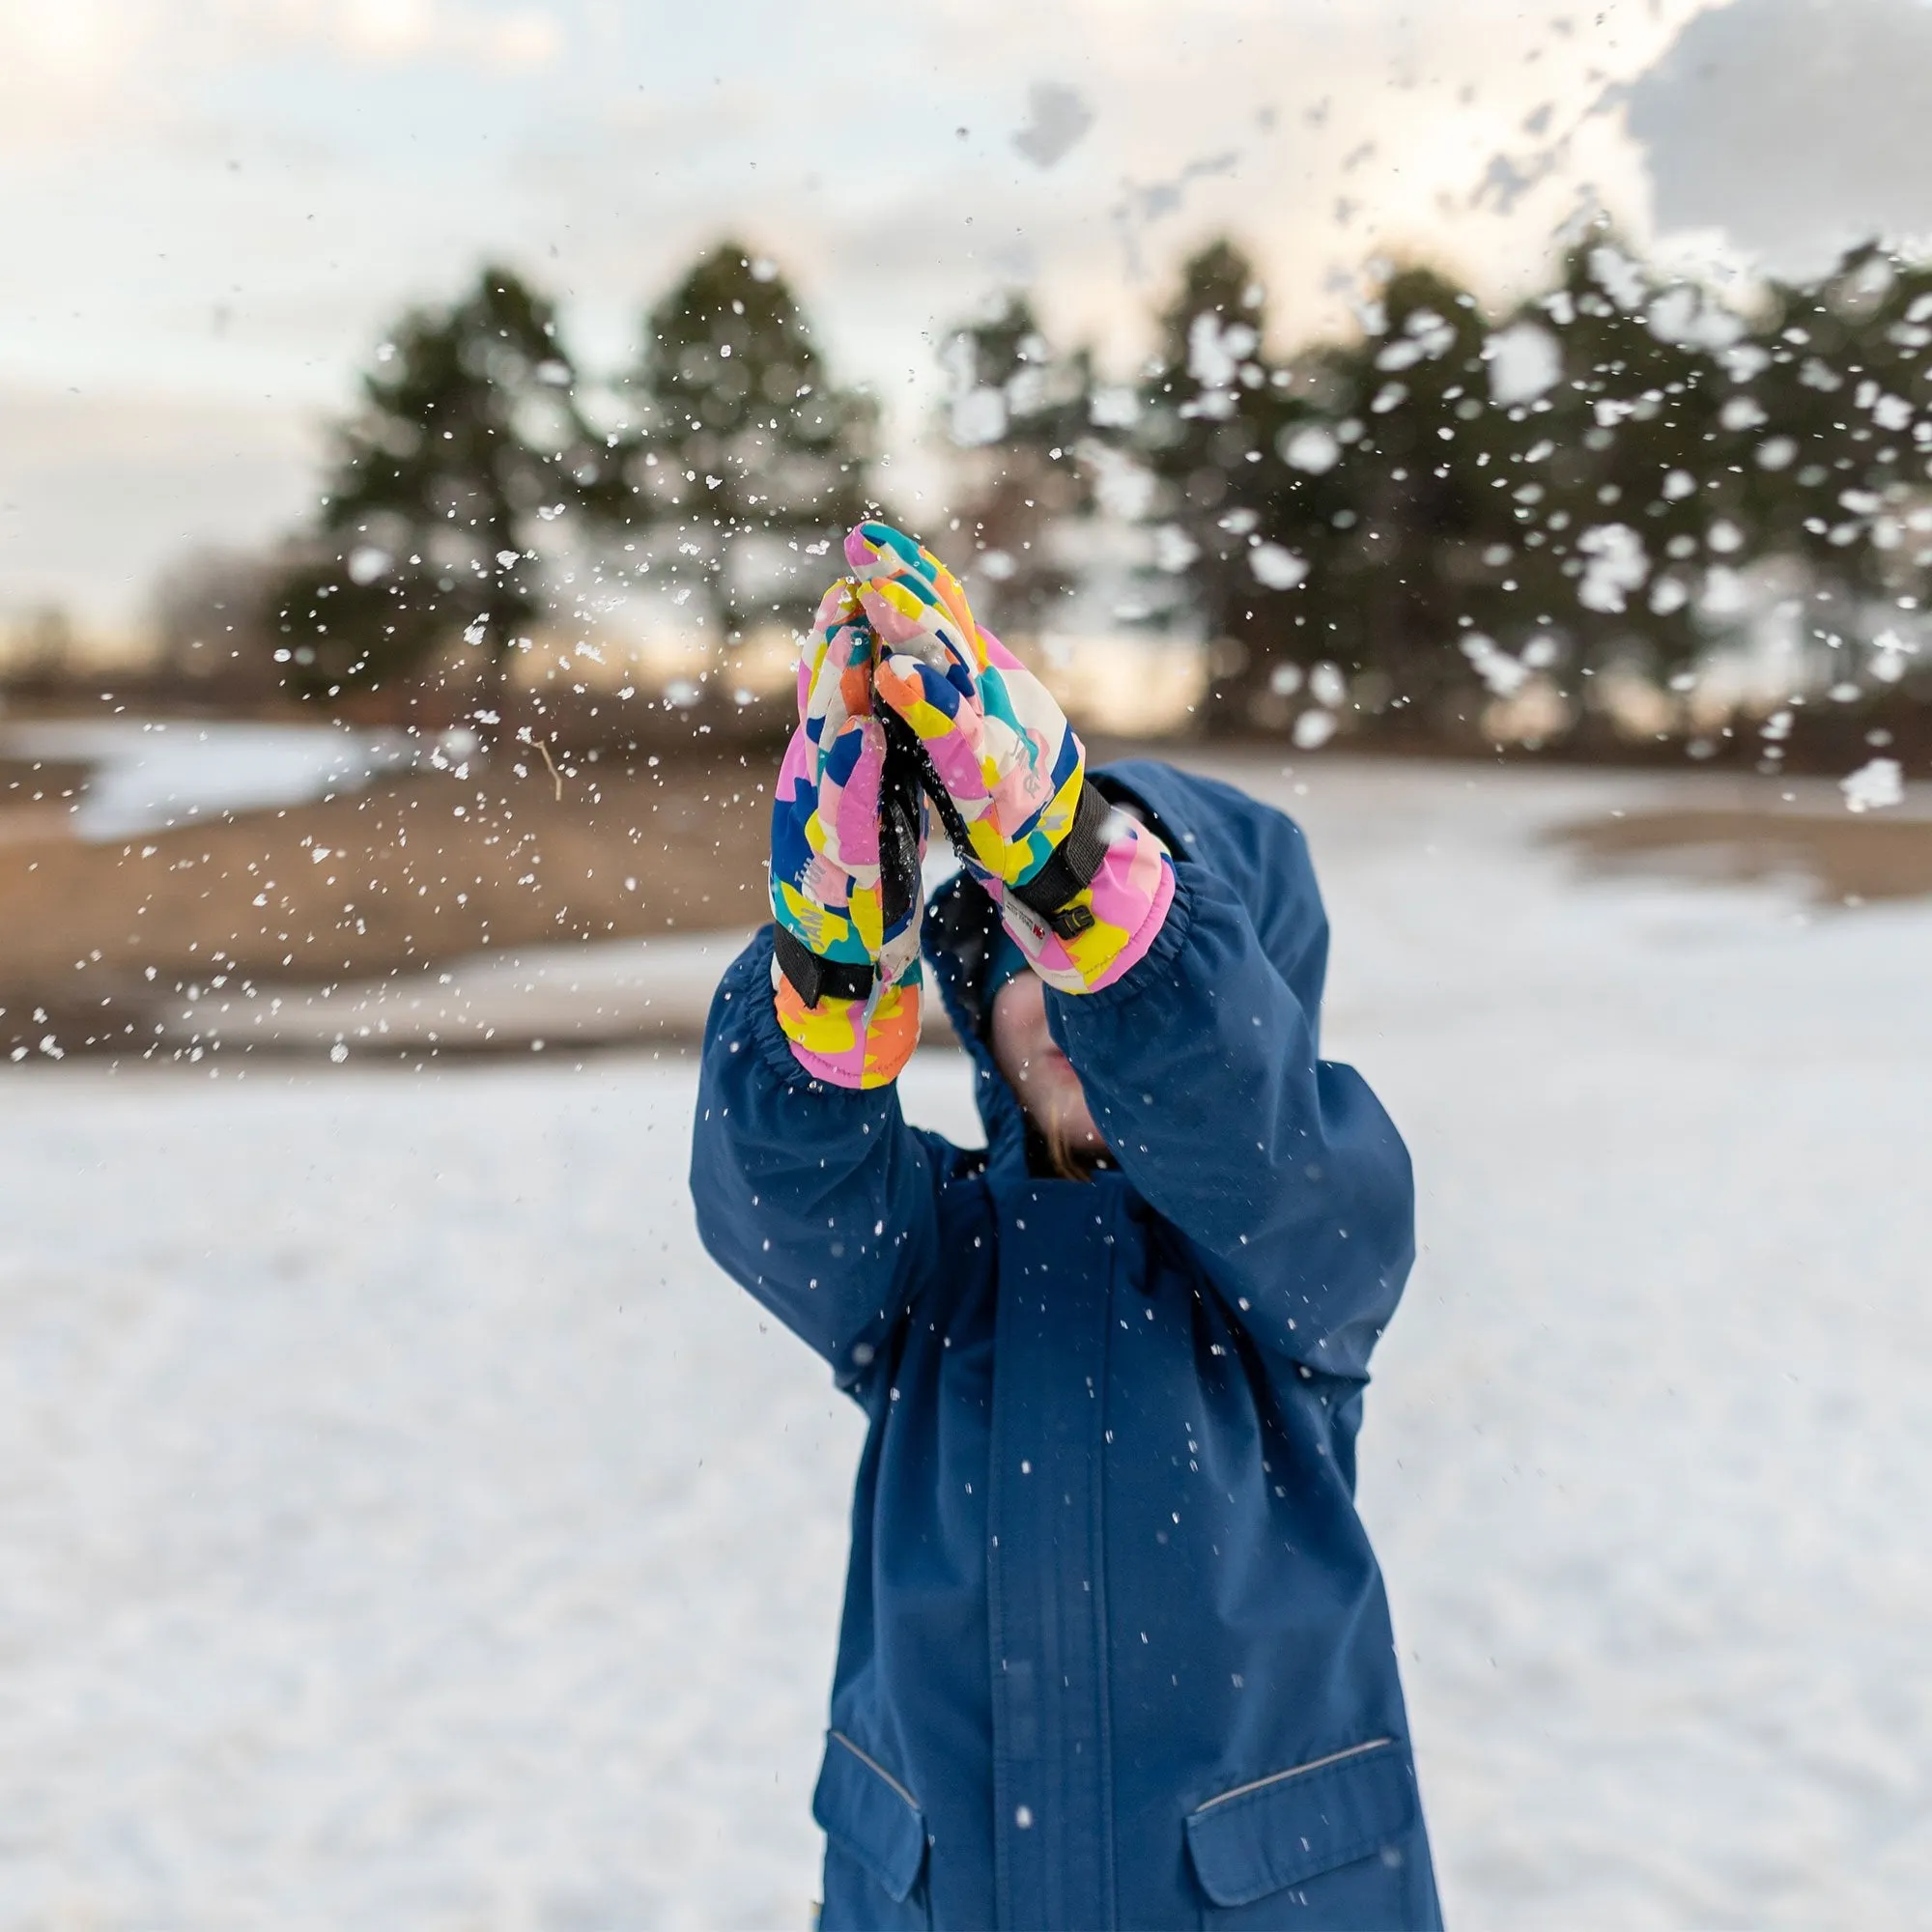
top-left (812, 1730), bottom-right (929, 1909)
top-left (1184, 1737), bottom-right (1416, 1910)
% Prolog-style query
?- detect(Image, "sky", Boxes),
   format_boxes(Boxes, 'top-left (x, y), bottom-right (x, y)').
top-left (3, 0), bottom-right (1929, 628)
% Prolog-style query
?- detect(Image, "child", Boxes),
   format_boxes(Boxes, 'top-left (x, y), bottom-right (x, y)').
top-left (692, 524), bottom-right (1439, 1929)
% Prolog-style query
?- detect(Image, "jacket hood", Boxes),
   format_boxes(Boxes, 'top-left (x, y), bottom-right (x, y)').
top-left (922, 758), bottom-right (1330, 1176)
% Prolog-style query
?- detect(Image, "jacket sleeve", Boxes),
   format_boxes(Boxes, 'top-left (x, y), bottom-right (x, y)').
top-left (1044, 856), bottom-right (1414, 1385)
top-left (690, 928), bottom-right (951, 1390)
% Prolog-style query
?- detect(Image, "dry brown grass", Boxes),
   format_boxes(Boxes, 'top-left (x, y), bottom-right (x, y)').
top-left (0, 753), bottom-right (770, 1029)
top-left (1557, 808), bottom-right (1932, 904)
top-left (0, 757), bottom-right (90, 845)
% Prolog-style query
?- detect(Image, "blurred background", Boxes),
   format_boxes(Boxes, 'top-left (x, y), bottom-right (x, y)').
top-left (1, 0), bottom-right (1928, 1924)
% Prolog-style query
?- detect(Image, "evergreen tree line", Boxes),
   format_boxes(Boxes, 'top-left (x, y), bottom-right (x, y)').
top-left (264, 232), bottom-right (1932, 764)
top-left (266, 246), bottom-right (874, 730)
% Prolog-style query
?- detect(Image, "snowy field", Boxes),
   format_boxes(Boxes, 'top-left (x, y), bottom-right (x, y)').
top-left (1, 754), bottom-right (1927, 1928)
top-left (0, 719), bottom-right (449, 840)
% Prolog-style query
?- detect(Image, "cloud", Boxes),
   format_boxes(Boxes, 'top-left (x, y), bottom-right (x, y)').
top-left (1624, 0), bottom-right (1932, 271)
top-left (0, 2), bottom-right (563, 156)
top-left (0, 388), bottom-right (313, 630)
top-left (336, 0), bottom-right (440, 61)
top-left (0, 0), bottom-right (1726, 622)
top-left (335, 1), bottom-right (562, 70)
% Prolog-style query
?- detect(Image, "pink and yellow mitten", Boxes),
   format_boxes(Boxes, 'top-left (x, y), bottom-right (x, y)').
top-left (768, 576), bottom-right (925, 1087)
top-left (851, 521), bottom-right (1175, 995)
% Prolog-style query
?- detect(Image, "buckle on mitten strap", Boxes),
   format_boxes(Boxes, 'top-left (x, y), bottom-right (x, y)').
top-left (1008, 782), bottom-right (1111, 937)
top-left (774, 925), bottom-right (873, 1008)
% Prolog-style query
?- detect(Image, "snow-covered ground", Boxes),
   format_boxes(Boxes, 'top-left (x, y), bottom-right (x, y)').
top-left (0, 754), bottom-right (1927, 1928)
top-left (153, 930), bottom-right (760, 1058)
top-left (0, 720), bottom-right (459, 839)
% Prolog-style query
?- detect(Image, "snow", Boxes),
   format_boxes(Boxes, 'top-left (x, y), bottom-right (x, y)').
top-left (0, 1051), bottom-right (871, 1929)
top-left (1279, 424), bottom-right (1341, 473)
top-left (1484, 321), bottom-right (1563, 406)
top-left (1274, 758), bottom-right (1932, 1928)
top-left (1249, 542), bottom-right (1309, 590)
top-left (156, 931), bottom-right (759, 1056)
top-left (1, 720), bottom-right (451, 840)
top-left (1, 755), bottom-right (1928, 1926)
top-left (1840, 754), bottom-right (1904, 813)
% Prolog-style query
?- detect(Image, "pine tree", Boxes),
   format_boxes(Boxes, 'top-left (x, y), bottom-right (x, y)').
top-left (1748, 243), bottom-right (1932, 693)
top-left (936, 292), bottom-right (1096, 639)
top-left (1486, 236), bottom-right (1721, 700)
top-left (1130, 239), bottom-right (1302, 731)
top-left (1289, 263), bottom-right (1505, 731)
top-left (615, 245), bottom-right (876, 657)
top-left (267, 265), bottom-right (615, 730)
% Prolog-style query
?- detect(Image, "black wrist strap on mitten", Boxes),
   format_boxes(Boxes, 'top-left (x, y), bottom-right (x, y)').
top-left (773, 925), bottom-right (873, 1009)
top-left (1007, 781), bottom-right (1111, 938)
top-left (773, 724), bottom-right (925, 1012)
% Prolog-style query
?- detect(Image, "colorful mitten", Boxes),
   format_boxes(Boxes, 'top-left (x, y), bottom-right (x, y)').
top-left (852, 521), bottom-right (1176, 995)
top-left (768, 575), bottom-right (925, 1087)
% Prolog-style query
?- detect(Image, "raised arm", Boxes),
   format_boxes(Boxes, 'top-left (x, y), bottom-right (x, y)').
top-left (842, 523), bottom-right (1410, 1379)
top-left (691, 530), bottom-right (962, 1384)
top-left (691, 929), bottom-right (951, 1388)
top-left (1046, 784), bottom-right (1414, 1385)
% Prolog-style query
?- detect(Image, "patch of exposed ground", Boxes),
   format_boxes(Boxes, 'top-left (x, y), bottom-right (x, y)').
top-left (0, 752), bottom-right (769, 1050)
top-left (1556, 807), bottom-right (1932, 904)
top-left (0, 757), bottom-right (90, 844)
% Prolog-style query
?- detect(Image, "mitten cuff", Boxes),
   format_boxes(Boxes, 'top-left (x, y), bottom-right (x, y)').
top-left (990, 811), bottom-right (1177, 996)
top-left (772, 959), bottom-right (922, 1089)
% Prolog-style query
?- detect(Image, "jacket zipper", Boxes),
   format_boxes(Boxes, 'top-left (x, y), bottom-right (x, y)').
top-left (1190, 1736), bottom-right (1396, 1815)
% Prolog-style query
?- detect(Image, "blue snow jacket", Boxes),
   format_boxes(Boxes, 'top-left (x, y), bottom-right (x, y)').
top-left (692, 760), bottom-right (1439, 1930)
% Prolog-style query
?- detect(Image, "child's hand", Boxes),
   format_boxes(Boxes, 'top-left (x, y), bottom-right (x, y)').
top-left (767, 576), bottom-right (925, 1087)
top-left (848, 520), bottom-right (1175, 995)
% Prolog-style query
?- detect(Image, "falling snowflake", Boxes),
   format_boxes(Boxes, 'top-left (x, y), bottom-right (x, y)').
top-left (1576, 525), bottom-right (1649, 613)
top-left (1459, 633), bottom-right (1530, 696)
top-left (1484, 322), bottom-right (1562, 406)
top-left (1152, 526), bottom-right (1200, 574)
top-left (1250, 544), bottom-right (1309, 590)
top-left (1278, 425), bottom-right (1341, 473)
top-left (1187, 311), bottom-right (1256, 390)
top-left (1088, 385), bottom-right (1141, 429)
top-left (1840, 758), bottom-right (1903, 814)
top-left (1869, 630), bottom-right (1918, 684)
